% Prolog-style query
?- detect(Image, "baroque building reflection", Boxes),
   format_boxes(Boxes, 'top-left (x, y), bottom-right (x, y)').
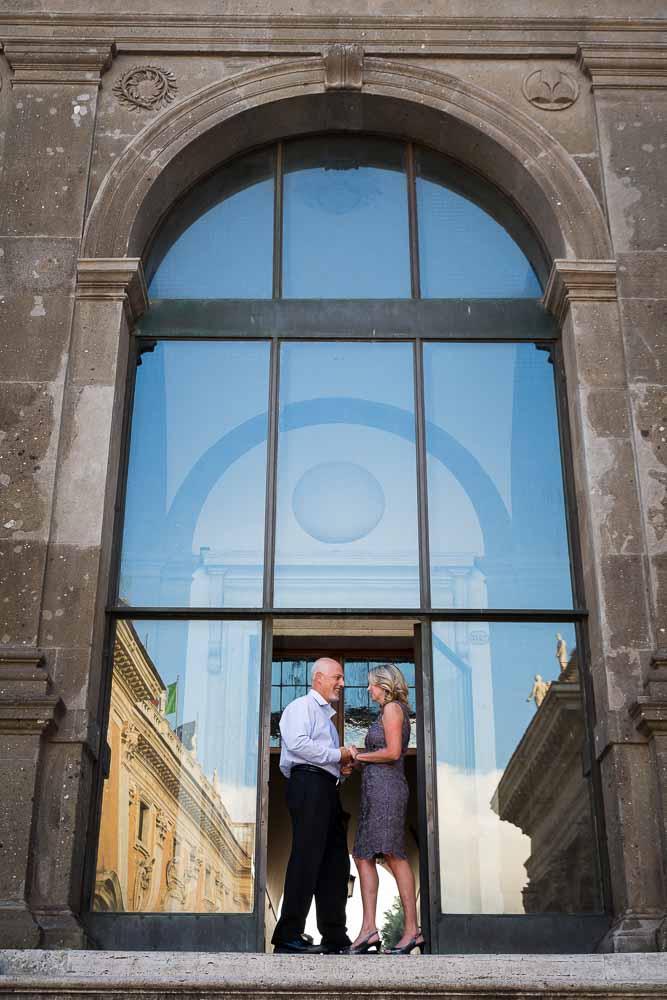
top-left (492, 650), bottom-right (601, 914)
top-left (93, 620), bottom-right (254, 914)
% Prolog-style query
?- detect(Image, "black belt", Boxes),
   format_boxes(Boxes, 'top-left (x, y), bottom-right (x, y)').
top-left (290, 764), bottom-right (338, 785)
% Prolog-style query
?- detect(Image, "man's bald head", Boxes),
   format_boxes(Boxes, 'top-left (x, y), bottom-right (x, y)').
top-left (311, 657), bottom-right (345, 705)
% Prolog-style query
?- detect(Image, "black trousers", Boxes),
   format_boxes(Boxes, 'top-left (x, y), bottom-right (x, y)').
top-left (271, 769), bottom-right (351, 948)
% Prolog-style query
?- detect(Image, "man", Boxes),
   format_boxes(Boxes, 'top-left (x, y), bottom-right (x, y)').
top-left (272, 657), bottom-right (354, 954)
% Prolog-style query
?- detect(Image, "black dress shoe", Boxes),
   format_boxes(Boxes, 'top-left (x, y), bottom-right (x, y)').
top-left (321, 940), bottom-right (353, 954)
top-left (273, 938), bottom-right (326, 954)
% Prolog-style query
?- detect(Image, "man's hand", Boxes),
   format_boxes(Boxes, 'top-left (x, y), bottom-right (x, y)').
top-left (340, 764), bottom-right (354, 776)
top-left (339, 746), bottom-right (354, 765)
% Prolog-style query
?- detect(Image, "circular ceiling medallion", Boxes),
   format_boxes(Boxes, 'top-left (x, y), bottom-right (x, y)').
top-left (292, 461), bottom-right (385, 543)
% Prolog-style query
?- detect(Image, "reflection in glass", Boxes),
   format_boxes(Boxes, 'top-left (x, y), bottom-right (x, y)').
top-left (93, 619), bottom-right (262, 913)
top-left (270, 659), bottom-right (315, 746)
top-left (274, 342), bottom-right (420, 608)
top-left (416, 148), bottom-right (541, 298)
top-left (149, 148), bottom-right (274, 299)
top-left (344, 661), bottom-right (417, 748)
top-left (282, 136), bottom-right (411, 298)
top-left (119, 341), bottom-right (270, 608)
top-left (432, 621), bottom-right (601, 914)
top-left (423, 343), bottom-right (573, 610)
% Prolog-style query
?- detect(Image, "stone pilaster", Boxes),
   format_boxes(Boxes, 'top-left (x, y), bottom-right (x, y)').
top-left (0, 41), bottom-right (116, 947)
top-left (545, 259), bottom-right (665, 951)
top-left (23, 260), bottom-right (145, 947)
top-left (0, 650), bottom-right (62, 947)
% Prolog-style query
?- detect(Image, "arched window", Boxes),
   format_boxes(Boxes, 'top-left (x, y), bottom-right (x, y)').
top-left (91, 135), bottom-right (603, 955)
top-left (148, 136), bottom-right (542, 300)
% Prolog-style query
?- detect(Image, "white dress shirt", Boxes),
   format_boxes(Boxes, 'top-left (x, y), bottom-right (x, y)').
top-left (279, 689), bottom-right (342, 779)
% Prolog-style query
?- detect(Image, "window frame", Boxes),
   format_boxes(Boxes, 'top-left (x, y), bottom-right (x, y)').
top-left (82, 133), bottom-right (611, 954)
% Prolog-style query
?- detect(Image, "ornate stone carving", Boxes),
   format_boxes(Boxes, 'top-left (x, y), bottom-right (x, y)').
top-left (132, 856), bottom-right (155, 910)
top-left (113, 66), bottom-right (177, 111)
top-left (121, 722), bottom-right (140, 761)
top-left (128, 784), bottom-right (136, 806)
top-left (324, 44), bottom-right (364, 91)
top-left (522, 68), bottom-right (578, 110)
top-left (155, 810), bottom-right (169, 843)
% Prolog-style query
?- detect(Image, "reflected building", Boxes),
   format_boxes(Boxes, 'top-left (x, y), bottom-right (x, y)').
top-left (492, 652), bottom-right (601, 914)
top-left (94, 620), bottom-right (254, 914)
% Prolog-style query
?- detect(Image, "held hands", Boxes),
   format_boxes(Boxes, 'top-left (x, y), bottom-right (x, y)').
top-left (339, 745), bottom-right (363, 774)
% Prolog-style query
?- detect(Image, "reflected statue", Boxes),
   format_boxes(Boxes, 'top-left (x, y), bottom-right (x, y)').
top-left (526, 674), bottom-right (551, 708)
top-left (556, 633), bottom-right (568, 673)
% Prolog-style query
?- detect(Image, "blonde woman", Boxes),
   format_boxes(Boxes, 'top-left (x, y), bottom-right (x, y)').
top-left (347, 664), bottom-right (423, 955)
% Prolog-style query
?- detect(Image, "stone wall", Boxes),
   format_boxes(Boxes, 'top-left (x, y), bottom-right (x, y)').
top-left (0, 1), bottom-right (665, 952)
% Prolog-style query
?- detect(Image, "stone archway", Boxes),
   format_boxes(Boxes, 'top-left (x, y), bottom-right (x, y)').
top-left (82, 56), bottom-right (612, 272)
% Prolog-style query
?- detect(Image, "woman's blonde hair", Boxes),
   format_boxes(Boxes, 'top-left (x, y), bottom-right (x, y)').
top-left (368, 663), bottom-right (409, 705)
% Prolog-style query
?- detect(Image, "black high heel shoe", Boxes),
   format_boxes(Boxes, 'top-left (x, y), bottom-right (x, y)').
top-left (385, 932), bottom-right (424, 955)
top-left (346, 930), bottom-right (381, 954)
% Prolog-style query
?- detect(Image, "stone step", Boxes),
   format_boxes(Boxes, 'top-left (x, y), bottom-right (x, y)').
top-left (1, 951), bottom-right (667, 999)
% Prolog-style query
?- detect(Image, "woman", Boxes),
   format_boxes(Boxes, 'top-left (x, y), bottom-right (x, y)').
top-left (347, 663), bottom-right (423, 955)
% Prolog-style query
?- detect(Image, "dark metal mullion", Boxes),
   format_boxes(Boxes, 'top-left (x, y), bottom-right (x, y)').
top-left (406, 142), bottom-right (421, 300)
top-left (107, 607), bottom-right (588, 622)
top-left (81, 334), bottom-right (142, 916)
top-left (414, 339), bottom-right (431, 609)
top-left (272, 143), bottom-right (284, 299)
top-left (414, 621), bottom-right (440, 952)
top-left (262, 339), bottom-right (281, 608)
top-left (254, 616), bottom-right (274, 951)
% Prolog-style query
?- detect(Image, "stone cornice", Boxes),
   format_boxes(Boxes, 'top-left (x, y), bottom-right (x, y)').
top-left (76, 258), bottom-right (149, 324)
top-left (543, 259), bottom-right (617, 324)
top-left (577, 42), bottom-right (667, 89)
top-left (0, 647), bottom-right (63, 736)
top-left (630, 698), bottom-right (667, 737)
top-left (0, 17), bottom-right (665, 59)
top-left (3, 38), bottom-right (116, 86)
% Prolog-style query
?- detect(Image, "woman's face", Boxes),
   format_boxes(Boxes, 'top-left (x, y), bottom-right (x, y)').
top-left (367, 679), bottom-right (385, 704)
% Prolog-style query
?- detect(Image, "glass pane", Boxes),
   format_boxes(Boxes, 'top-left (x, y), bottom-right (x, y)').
top-left (424, 343), bottom-right (573, 610)
top-left (93, 619), bottom-right (261, 913)
top-left (149, 147), bottom-right (274, 298)
top-left (432, 621), bottom-right (601, 914)
top-left (274, 342), bottom-right (420, 608)
top-left (417, 148), bottom-right (541, 298)
top-left (344, 660), bottom-right (417, 748)
top-left (271, 659), bottom-right (317, 747)
top-left (119, 341), bottom-right (270, 608)
top-left (282, 136), bottom-right (411, 298)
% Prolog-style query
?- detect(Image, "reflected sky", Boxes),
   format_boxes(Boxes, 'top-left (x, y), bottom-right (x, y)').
top-left (274, 341), bottom-right (420, 608)
top-left (131, 619), bottom-right (262, 825)
top-left (119, 341), bottom-right (572, 612)
top-left (282, 137), bottom-right (411, 298)
top-left (148, 137), bottom-right (541, 301)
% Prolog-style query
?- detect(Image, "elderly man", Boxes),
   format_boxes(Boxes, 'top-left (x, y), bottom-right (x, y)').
top-left (272, 657), bottom-right (354, 954)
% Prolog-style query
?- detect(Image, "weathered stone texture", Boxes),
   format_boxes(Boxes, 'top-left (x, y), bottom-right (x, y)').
top-left (0, 89), bottom-right (98, 240)
top-left (595, 93), bottom-right (667, 255)
top-left (0, 238), bottom-right (78, 382)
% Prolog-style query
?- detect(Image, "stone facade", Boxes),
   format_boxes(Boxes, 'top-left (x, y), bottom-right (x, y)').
top-left (0, 0), bottom-right (666, 954)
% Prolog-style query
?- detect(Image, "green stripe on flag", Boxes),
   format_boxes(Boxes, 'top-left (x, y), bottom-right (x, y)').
top-left (165, 681), bottom-right (177, 716)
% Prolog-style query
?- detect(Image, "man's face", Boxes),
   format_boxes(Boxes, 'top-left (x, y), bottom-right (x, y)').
top-left (313, 660), bottom-right (345, 705)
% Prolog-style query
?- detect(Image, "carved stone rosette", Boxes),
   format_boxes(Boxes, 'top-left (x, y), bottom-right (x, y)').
top-left (113, 66), bottom-right (177, 111)
top-left (523, 68), bottom-right (578, 110)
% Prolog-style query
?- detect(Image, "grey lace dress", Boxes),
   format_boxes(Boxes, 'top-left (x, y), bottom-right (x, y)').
top-left (353, 701), bottom-right (411, 860)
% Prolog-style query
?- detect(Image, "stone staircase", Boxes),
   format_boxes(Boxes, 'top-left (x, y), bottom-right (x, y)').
top-left (1, 952), bottom-right (667, 1000)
